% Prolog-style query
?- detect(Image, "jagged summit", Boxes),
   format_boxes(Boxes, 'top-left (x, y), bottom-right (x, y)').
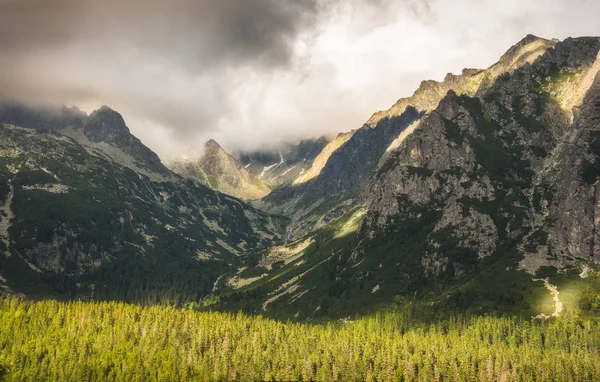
top-left (514, 33), bottom-right (548, 47)
top-left (0, 102), bottom-right (170, 178)
top-left (85, 105), bottom-right (130, 142)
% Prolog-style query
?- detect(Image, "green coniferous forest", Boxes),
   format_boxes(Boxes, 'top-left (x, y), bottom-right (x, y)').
top-left (1, 296), bottom-right (600, 381)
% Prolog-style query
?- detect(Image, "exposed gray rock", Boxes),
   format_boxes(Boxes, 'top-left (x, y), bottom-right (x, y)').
top-left (362, 36), bottom-right (600, 276)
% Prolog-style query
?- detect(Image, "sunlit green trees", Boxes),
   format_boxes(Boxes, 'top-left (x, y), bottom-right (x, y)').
top-left (1, 297), bottom-right (600, 381)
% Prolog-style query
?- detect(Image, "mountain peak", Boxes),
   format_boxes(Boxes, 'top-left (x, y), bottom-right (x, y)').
top-left (85, 106), bottom-right (130, 142)
top-left (204, 139), bottom-right (223, 151)
top-left (84, 105), bottom-right (170, 176)
top-left (520, 33), bottom-right (543, 44)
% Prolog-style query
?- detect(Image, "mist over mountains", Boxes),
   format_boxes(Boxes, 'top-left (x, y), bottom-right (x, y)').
top-left (2, 0), bottom-right (600, 159)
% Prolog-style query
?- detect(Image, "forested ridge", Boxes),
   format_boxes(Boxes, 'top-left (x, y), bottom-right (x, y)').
top-left (1, 297), bottom-right (600, 381)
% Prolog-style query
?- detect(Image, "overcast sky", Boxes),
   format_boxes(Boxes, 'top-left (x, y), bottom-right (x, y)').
top-left (1, 0), bottom-right (600, 159)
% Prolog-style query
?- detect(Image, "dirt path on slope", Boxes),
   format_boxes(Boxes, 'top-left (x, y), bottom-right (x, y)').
top-left (533, 278), bottom-right (563, 320)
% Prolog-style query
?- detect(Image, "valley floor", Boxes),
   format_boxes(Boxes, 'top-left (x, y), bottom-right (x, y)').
top-left (1, 297), bottom-right (599, 381)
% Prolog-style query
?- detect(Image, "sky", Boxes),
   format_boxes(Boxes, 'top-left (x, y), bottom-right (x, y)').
top-left (1, 0), bottom-right (600, 159)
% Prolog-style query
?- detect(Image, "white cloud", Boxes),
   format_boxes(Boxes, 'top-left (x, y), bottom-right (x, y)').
top-left (2, 0), bottom-right (600, 158)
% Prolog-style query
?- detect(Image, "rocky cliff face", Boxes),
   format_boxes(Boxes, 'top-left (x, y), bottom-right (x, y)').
top-left (170, 140), bottom-right (271, 200)
top-left (363, 36), bottom-right (600, 278)
top-left (545, 53), bottom-right (600, 267)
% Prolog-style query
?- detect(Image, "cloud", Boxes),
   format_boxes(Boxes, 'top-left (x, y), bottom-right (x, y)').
top-left (1, 0), bottom-right (600, 158)
top-left (0, 0), bottom-right (318, 67)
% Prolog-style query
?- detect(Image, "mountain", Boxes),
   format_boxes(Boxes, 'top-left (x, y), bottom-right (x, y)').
top-left (169, 140), bottom-right (271, 200)
top-left (257, 36), bottom-right (559, 241)
top-left (0, 104), bottom-right (171, 179)
top-left (364, 36), bottom-right (600, 274)
top-left (237, 137), bottom-right (329, 188)
top-left (219, 35), bottom-right (600, 320)
top-left (0, 105), bottom-right (286, 302)
top-left (4, 35), bottom-right (600, 323)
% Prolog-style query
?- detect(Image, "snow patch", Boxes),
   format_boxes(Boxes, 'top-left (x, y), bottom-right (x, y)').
top-left (278, 165), bottom-right (297, 178)
top-left (259, 161), bottom-right (284, 178)
top-left (259, 151), bottom-right (285, 178)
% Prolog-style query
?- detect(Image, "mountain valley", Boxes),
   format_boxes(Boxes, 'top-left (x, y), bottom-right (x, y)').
top-left (3, 36), bottom-right (600, 320)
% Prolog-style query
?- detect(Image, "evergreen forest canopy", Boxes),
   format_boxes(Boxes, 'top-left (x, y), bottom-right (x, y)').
top-left (1, 297), bottom-right (600, 381)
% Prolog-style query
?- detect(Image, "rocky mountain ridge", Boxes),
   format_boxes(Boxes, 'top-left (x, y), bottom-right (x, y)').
top-left (0, 104), bottom-right (171, 179)
top-left (4, 35), bottom-right (600, 321)
top-left (255, 35), bottom-right (556, 241)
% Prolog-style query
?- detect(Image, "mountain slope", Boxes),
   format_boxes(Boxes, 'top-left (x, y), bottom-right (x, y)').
top-left (258, 35), bottom-right (558, 241)
top-left (0, 106), bottom-right (286, 302)
top-left (365, 36), bottom-right (600, 274)
top-left (293, 131), bottom-right (355, 185)
top-left (219, 36), bottom-right (600, 320)
top-left (170, 140), bottom-right (271, 200)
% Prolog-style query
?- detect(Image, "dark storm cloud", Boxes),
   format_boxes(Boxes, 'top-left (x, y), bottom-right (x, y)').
top-left (0, 0), bottom-right (323, 151)
top-left (0, 0), bottom-right (319, 69)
